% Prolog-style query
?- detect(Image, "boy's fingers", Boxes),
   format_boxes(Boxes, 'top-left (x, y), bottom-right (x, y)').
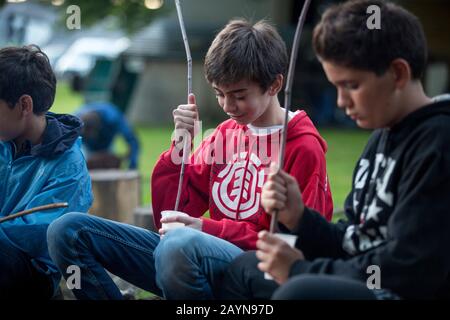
top-left (173, 108), bottom-right (197, 119)
top-left (161, 215), bottom-right (190, 224)
top-left (258, 230), bottom-right (282, 245)
top-left (188, 93), bottom-right (196, 105)
top-left (256, 237), bottom-right (272, 252)
top-left (264, 179), bottom-right (287, 194)
top-left (255, 249), bottom-right (270, 262)
top-left (269, 162), bottom-right (279, 174)
top-left (172, 215), bottom-right (191, 224)
top-left (257, 261), bottom-right (269, 273)
top-left (177, 104), bottom-right (197, 112)
top-left (279, 169), bottom-right (298, 186)
top-left (174, 115), bottom-right (196, 126)
top-left (175, 123), bottom-right (194, 133)
top-left (267, 172), bottom-right (285, 186)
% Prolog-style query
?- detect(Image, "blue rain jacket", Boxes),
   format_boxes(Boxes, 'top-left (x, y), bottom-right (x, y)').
top-left (76, 102), bottom-right (140, 169)
top-left (0, 113), bottom-right (93, 292)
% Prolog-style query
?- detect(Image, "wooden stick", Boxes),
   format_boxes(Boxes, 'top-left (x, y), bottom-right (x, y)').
top-left (0, 202), bottom-right (69, 224)
top-left (270, 0), bottom-right (312, 233)
top-left (175, 0), bottom-right (193, 96)
top-left (174, 0), bottom-right (193, 211)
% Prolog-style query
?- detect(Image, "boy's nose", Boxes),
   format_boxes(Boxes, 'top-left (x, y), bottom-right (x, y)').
top-left (222, 96), bottom-right (236, 113)
top-left (337, 89), bottom-right (350, 109)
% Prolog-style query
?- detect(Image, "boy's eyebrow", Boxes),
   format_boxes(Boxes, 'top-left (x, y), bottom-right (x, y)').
top-left (213, 86), bottom-right (248, 94)
top-left (334, 80), bottom-right (355, 86)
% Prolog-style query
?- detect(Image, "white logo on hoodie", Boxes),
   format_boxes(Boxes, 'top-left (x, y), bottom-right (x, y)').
top-left (212, 152), bottom-right (265, 219)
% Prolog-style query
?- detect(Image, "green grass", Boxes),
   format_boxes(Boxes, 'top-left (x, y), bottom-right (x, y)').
top-left (52, 81), bottom-right (371, 216)
top-left (53, 81), bottom-right (84, 115)
top-left (319, 128), bottom-right (370, 210)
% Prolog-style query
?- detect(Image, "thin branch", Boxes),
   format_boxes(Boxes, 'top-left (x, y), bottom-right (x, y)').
top-left (0, 202), bottom-right (69, 224)
top-left (174, 0), bottom-right (193, 211)
top-left (270, 0), bottom-right (312, 233)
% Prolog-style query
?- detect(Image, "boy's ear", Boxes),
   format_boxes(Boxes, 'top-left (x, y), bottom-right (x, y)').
top-left (17, 95), bottom-right (34, 116)
top-left (389, 58), bottom-right (411, 89)
top-left (268, 74), bottom-right (284, 96)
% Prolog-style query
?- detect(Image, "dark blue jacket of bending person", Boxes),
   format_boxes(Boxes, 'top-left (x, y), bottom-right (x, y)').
top-left (76, 102), bottom-right (140, 169)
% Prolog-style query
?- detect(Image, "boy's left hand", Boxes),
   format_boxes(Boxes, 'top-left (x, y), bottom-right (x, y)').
top-left (159, 215), bottom-right (203, 236)
top-left (256, 230), bottom-right (304, 285)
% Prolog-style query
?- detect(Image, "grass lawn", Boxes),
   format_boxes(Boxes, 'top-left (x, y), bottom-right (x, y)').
top-left (53, 82), bottom-right (371, 219)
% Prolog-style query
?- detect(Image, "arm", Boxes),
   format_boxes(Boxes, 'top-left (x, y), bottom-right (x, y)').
top-left (288, 141), bottom-right (450, 299)
top-left (151, 94), bottom-right (212, 229)
top-left (262, 165), bottom-right (349, 258)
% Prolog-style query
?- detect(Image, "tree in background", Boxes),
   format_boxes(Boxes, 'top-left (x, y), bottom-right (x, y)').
top-left (0, 0), bottom-right (170, 34)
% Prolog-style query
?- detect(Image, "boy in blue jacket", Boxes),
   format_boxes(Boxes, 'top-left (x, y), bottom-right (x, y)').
top-left (0, 45), bottom-right (93, 298)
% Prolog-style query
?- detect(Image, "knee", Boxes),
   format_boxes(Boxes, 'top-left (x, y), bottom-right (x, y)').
top-left (272, 275), bottom-right (334, 300)
top-left (154, 228), bottom-right (204, 280)
top-left (155, 228), bottom-right (202, 266)
top-left (47, 212), bottom-right (89, 259)
top-left (228, 251), bottom-right (258, 273)
top-left (218, 251), bottom-right (260, 299)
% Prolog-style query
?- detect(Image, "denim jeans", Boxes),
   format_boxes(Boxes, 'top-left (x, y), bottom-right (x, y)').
top-left (47, 212), bottom-right (243, 299)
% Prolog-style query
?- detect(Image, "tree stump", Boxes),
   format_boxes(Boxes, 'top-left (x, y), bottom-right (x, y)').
top-left (89, 169), bottom-right (141, 224)
top-left (133, 206), bottom-right (156, 232)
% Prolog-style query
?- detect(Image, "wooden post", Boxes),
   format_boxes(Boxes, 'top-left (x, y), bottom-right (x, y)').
top-left (89, 169), bottom-right (141, 224)
top-left (133, 206), bottom-right (157, 232)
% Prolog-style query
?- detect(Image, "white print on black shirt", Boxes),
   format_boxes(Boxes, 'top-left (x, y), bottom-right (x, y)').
top-left (343, 154), bottom-right (396, 255)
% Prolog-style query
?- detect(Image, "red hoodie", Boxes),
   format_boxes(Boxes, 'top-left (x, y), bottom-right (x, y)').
top-left (152, 111), bottom-right (333, 250)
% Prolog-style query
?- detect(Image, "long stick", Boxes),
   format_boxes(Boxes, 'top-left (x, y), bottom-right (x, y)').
top-left (0, 202), bottom-right (69, 224)
top-left (270, 0), bottom-right (312, 233)
top-left (174, 0), bottom-right (193, 211)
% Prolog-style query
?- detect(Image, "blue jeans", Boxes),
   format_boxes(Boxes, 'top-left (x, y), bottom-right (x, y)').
top-left (46, 212), bottom-right (243, 299)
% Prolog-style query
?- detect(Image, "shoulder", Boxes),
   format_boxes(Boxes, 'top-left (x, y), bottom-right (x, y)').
top-left (51, 138), bottom-right (89, 172)
top-left (405, 114), bottom-right (450, 152)
top-left (286, 134), bottom-right (327, 166)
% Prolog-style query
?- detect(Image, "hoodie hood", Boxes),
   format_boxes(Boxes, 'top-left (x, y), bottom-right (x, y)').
top-left (285, 110), bottom-right (328, 153)
top-left (30, 112), bottom-right (83, 158)
top-left (390, 95), bottom-right (450, 136)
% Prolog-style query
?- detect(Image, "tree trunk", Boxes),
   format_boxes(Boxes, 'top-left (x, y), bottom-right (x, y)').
top-left (89, 169), bottom-right (141, 224)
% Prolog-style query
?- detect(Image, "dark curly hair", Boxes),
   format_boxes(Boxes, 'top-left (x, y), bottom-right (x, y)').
top-left (0, 45), bottom-right (56, 114)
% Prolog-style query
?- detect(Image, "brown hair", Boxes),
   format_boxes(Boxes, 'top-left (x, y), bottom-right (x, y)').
top-left (204, 19), bottom-right (288, 91)
top-left (313, 0), bottom-right (427, 79)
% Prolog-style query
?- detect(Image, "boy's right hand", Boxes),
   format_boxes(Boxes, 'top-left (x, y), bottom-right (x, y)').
top-left (173, 93), bottom-right (199, 151)
top-left (261, 163), bottom-right (305, 230)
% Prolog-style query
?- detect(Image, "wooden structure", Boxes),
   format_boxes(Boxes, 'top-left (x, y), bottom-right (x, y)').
top-left (89, 169), bottom-right (141, 224)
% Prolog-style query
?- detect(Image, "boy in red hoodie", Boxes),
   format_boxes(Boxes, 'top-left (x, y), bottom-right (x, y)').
top-left (46, 19), bottom-right (332, 300)
top-left (151, 19), bottom-right (333, 298)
